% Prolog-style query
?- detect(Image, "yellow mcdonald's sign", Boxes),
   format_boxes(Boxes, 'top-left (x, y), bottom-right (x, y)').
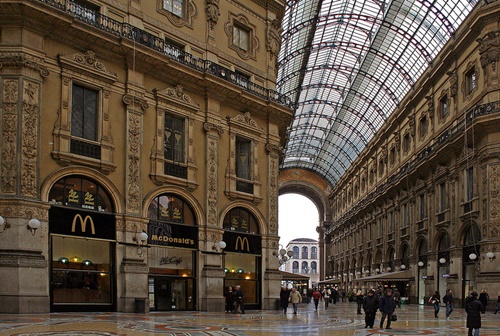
top-left (71, 214), bottom-right (96, 235)
top-left (235, 236), bottom-right (250, 252)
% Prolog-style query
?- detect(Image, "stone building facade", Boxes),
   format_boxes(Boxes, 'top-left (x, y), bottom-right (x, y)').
top-left (0, 0), bottom-right (292, 313)
top-left (323, 3), bottom-right (500, 306)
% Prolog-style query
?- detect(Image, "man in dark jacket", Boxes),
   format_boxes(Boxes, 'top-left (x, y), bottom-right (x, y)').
top-left (466, 291), bottom-right (484, 336)
top-left (279, 286), bottom-right (291, 314)
top-left (233, 285), bottom-right (245, 314)
top-left (379, 289), bottom-right (396, 329)
top-left (443, 289), bottom-right (454, 319)
top-left (363, 289), bottom-right (378, 328)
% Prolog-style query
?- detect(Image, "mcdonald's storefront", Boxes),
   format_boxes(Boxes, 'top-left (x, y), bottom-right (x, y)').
top-left (222, 231), bottom-right (262, 310)
top-left (49, 206), bottom-right (116, 311)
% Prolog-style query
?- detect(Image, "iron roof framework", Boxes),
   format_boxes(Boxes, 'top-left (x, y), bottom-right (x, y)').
top-left (278, 0), bottom-right (480, 187)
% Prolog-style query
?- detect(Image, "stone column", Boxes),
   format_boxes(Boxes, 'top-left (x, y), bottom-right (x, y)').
top-left (0, 51), bottom-right (50, 313)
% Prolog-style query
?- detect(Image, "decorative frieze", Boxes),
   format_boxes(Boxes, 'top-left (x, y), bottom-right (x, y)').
top-left (126, 113), bottom-right (141, 214)
top-left (21, 80), bottom-right (39, 198)
top-left (1, 79), bottom-right (18, 194)
top-left (0, 249), bottom-right (47, 268)
top-left (207, 138), bottom-right (218, 227)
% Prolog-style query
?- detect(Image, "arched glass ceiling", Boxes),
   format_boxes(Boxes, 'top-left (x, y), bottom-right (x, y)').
top-left (278, 0), bottom-right (480, 187)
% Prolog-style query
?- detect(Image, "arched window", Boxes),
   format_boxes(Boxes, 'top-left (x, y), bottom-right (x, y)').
top-left (49, 175), bottom-right (114, 213)
top-left (223, 207), bottom-right (259, 234)
top-left (463, 224), bottom-right (481, 262)
top-left (292, 261), bottom-right (299, 274)
top-left (401, 244), bottom-right (409, 268)
top-left (301, 246), bottom-right (308, 259)
top-left (293, 246), bottom-right (299, 259)
top-left (311, 246), bottom-right (318, 259)
top-left (148, 193), bottom-right (196, 225)
top-left (301, 261), bottom-right (309, 274)
top-left (311, 261), bottom-right (317, 274)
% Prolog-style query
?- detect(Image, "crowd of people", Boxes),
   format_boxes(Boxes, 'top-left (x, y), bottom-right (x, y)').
top-left (276, 285), bottom-right (499, 333)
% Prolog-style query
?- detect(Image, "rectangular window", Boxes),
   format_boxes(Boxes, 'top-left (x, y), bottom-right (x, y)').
top-left (164, 113), bottom-right (185, 163)
top-left (390, 147), bottom-right (396, 165)
top-left (466, 167), bottom-right (474, 201)
top-left (403, 133), bottom-right (411, 152)
top-left (236, 137), bottom-right (251, 180)
top-left (163, 0), bottom-right (184, 17)
top-left (440, 95), bottom-right (449, 118)
top-left (419, 116), bottom-right (427, 137)
top-left (439, 182), bottom-right (446, 212)
top-left (401, 203), bottom-right (408, 228)
top-left (377, 219), bottom-right (383, 238)
top-left (388, 211), bottom-right (394, 232)
top-left (419, 194), bottom-right (426, 220)
top-left (71, 83), bottom-right (98, 141)
top-left (466, 69), bottom-right (476, 93)
top-left (233, 24), bottom-right (250, 51)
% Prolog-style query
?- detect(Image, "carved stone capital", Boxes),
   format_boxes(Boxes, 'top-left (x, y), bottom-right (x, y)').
top-left (204, 122), bottom-right (224, 135)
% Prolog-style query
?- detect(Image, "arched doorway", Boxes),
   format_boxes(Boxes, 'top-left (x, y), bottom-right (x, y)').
top-left (437, 233), bottom-right (451, 296)
top-left (146, 193), bottom-right (198, 311)
top-left (462, 223), bottom-right (481, 306)
top-left (222, 207), bottom-right (262, 309)
top-left (48, 175), bottom-right (116, 312)
top-left (416, 239), bottom-right (428, 304)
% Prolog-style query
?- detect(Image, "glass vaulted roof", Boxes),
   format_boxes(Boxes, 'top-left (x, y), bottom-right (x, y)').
top-left (278, 0), bottom-right (480, 187)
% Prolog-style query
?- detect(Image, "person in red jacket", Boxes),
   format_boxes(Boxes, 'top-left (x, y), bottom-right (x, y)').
top-left (312, 288), bottom-right (322, 310)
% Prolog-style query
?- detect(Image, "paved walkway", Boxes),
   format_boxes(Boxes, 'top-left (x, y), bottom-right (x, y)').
top-left (0, 301), bottom-right (499, 335)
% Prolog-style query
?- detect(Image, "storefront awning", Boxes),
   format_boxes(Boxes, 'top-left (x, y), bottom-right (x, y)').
top-left (356, 270), bottom-right (414, 282)
top-left (280, 270), bottom-right (310, 281)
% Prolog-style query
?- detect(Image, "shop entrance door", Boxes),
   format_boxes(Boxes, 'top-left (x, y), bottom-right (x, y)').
top-left (153, 277), bottom-right (194, 311)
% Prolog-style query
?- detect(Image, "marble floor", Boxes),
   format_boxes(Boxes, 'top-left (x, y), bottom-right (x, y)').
top-left (0, 301), bottom-right (499, 335)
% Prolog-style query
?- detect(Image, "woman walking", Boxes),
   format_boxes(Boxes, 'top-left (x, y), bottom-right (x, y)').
top-left (224, 286), bottom-right (234, 313)
top-left (429, 291), bottom-right (441, 318)
top-left (478, 289), bottom-right (489, 312)
top-left (466, 291), bottom-right (484, 336)
top-left (363, 289), bottom-right (378, 328)
top-left (279, 286), bottom-right (291, 314)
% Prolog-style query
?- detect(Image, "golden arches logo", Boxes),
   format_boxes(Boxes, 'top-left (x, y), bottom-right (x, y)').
top-left (71, 214), bottom-right (95, 235)
top-left (235, 236), bottom-right (250, 252)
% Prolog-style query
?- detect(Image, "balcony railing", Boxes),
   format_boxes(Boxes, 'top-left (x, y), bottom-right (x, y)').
top-left (32, 0), bottom-right (294, 109)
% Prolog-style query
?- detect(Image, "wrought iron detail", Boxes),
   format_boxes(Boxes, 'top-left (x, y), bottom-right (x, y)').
top-left (70, 138), bottom-right (101, 159)
top-left (164, 162), bottom-right (188, 179)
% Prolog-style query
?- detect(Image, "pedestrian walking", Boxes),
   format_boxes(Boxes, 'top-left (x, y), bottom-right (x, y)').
top-left (393, 288), bottom-right (401, 308)
top-left (279, 286), bottom-right (291, 314)
top-left (332, 287), bottom-right (338, 304)
top-left (479, 289), bottom-right (489, 312)
top-left (466, 291), bottom-right (484, 336)
top-left (355, 290), bottom-right (364, 314)
top-left (363, 289), bottom-right (378, 328)
top-left (443, 289), bottom-right (454, 319)
top-left (224, 286), bottom-right (234, 313)
top-left (379, 289), bottom-right (396, 329)
top-left (429, 291), bottom-right (440, 318)
top-left (312, 288), bottom-right (322, 310)
top-left (341, 289), bottom-right (347, 302)
top-left (322, 287), bottom-right (331, 309)
top-left (289, 287), bottom-right (302, 314)
top-left (232, 285), bottom-right (245, 314)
